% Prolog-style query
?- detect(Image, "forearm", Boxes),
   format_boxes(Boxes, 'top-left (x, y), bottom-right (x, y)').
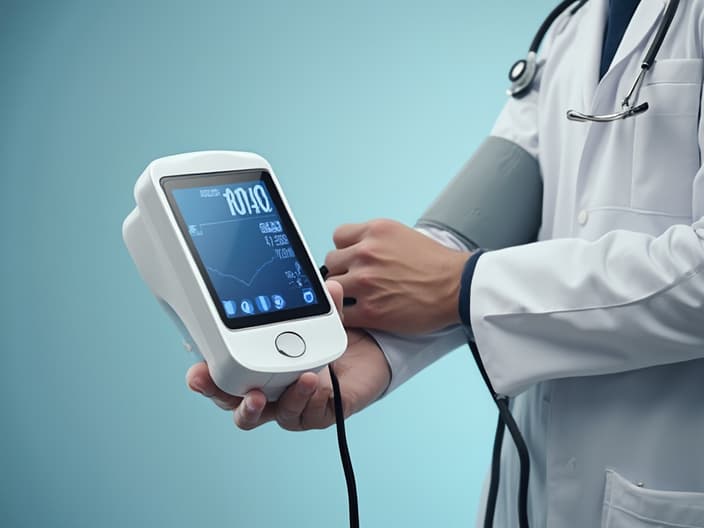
top-left (371, 226), bottom-right (474, 394)
top-left (469, 220), bottom-right (704, 396)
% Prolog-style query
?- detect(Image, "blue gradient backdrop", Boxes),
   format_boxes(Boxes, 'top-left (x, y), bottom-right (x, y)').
top-left (1, 1), bottom-right (551, 526)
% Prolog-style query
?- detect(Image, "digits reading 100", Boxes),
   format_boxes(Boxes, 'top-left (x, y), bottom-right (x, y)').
top-left (223, 184), bottom-right (273, 217)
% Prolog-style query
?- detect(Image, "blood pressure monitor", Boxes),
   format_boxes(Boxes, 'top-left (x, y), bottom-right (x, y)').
top-left (123, 151), bottom-right (347, 400)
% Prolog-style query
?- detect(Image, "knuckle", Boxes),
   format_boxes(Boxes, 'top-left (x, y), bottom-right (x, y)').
top-left (332, 224), bottom-right (350, 247)
top-left (369, 218), bottom-right (392, 235)
top-left (324, 250), bottom-right (336, 269)
top-left (356, 271), bottom-right (375, 288)
top-left (355, 241), bottom-right (375, 263)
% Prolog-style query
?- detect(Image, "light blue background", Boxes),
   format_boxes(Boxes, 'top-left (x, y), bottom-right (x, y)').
top-left (1, 1), bottom-right (551, 526)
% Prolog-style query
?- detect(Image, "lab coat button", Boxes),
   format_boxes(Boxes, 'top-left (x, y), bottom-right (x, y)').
top-left (275, 332), bottom-right (306, 358)
top-left (577, 210), bottom-right (588, 225)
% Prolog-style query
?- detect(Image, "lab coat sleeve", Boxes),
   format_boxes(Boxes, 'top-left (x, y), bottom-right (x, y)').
top-left (469, 222), bottom-right (704, 397)
top-left (368, 226), bottom-right (472, 395)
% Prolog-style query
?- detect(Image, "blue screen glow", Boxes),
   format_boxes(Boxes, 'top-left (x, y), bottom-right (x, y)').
top-left (172, 179), bottom-right (320, 320)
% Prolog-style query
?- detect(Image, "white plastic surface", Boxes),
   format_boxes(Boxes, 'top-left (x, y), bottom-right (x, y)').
top-left (123, 151), bottom-right (347, 400)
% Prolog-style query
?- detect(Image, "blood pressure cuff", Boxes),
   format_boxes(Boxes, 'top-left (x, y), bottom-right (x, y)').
top-left (417, 136), bottom-right (543, 250)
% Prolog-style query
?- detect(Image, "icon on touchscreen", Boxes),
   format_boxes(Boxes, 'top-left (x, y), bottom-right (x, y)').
top-left (240, 299), bottom-right (255, 315)
top-left (272, 294), bottom-right (286, 310)
top-left (256, 296), bottom-right (272, 312)
top-left (222, 300), bottom-right (237, 317)
top-left (302, 288), bottom-right (315, 304)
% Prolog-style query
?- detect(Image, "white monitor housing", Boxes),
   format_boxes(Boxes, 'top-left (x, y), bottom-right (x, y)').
top-left (123, 151), bottom-right (347, 400)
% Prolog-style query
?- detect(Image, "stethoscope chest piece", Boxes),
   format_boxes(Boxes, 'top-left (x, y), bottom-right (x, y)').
top-left (509, 59), bottom-right (527, 82)
top-left (507, 51), bottom-right (537, 98)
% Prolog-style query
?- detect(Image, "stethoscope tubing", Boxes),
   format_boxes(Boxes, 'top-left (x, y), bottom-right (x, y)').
top-left (512, 0), bottom-right (679, 122)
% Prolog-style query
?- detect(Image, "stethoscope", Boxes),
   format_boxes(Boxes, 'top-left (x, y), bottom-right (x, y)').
top-left (481, 1), bottom-right (681, 527)
top-left (507, 0), bottom-right (680, 123)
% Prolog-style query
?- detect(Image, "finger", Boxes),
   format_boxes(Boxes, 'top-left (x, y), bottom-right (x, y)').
top-left (332, 222), bottom-right (368, 249)
top-left (327, 273), bottom-right (358, 308)
top-left (325, 279), bottom-right (344, 315)
top-left (187, 362), bottom-right (243, 410)
top-left (324, 245), bottom-right (357, 276)
top-left (335, 290), bottom-right (370, 330)
top-left (328, 273), bottom-right (366, 326)
top-left (234, 390), bottom-right (276, 430)
top-left (301, 369), bottom-right (335, 429)
top-left (275, 372), bottom-right (319, 430)
top-left (328, 272), bottom-right (363, 304)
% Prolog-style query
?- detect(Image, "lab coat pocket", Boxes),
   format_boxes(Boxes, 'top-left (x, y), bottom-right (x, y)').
top-left (601, 469), bottom-right (704, 528)
top-left (631, 58), bottom-right (703, 216)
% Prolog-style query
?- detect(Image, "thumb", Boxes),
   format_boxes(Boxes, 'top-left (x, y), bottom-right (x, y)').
top-left (325, 279), bottom-right (344, 316)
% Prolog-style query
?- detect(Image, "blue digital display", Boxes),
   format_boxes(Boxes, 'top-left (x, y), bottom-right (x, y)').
top-left (163, 170), bottom-right (329, 329)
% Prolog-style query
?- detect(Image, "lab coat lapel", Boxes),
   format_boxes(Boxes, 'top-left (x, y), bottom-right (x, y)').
top-left (605, 0), bottom-right (667, 76)
top-left (577, 0), bottom-right (609, 111)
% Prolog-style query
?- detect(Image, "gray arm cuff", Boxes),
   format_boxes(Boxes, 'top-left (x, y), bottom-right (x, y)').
top-left (417, 136), bottom-right (543, 250)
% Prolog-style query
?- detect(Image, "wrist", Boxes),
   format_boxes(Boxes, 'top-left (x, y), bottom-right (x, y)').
top-left (439, 250), bottom-right (474, 327)
top-left (458, 249), bottom-right (485, 332)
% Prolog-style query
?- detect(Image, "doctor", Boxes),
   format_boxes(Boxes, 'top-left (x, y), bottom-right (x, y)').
top-left (187, 0), bottom-right (704, 526)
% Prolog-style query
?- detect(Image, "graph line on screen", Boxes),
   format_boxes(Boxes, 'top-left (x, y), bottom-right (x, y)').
top-left (206, 257), bottom-right (276, 287)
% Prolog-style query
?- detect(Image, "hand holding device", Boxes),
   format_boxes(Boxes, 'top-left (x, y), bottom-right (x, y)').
top-left (187, 280), bottom-right (392, 431)
top-left (324, 218), bottom-right (472, 334)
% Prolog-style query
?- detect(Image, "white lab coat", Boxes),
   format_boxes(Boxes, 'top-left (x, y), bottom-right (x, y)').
top-left (373, 0), bottom-right (704, 526)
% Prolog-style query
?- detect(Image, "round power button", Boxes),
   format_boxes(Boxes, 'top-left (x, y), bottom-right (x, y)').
top-left (275, 332), bottom-right (306, 358)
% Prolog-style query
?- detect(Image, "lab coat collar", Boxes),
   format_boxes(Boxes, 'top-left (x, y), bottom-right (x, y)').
top-left (578, 0), bottom-right (609, 109)
top-left (606, 0), bottom-right (667, 76)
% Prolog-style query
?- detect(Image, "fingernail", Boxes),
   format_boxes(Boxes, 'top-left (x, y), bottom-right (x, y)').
top-left (244, 397), bottom-right (258, 414)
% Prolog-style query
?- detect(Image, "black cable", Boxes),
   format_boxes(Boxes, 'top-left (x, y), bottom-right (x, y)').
top-left (484, 414), bottom-right (506, 528)
top-left (320, 265), bottom-right (359, 527)
top-left (329, 363), bottom-right (360, 528)
top-left (496, 398), bottom-right (530, 528)
top-left (319, 266), bottom-right (356, 306)
top-left (468, 339), bottom-right (530, 528)
top-left (322, 264), bottom-right (529, 525)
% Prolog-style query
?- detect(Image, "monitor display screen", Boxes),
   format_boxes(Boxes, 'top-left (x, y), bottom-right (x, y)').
top-left (162, 170), bottom-right (330, 329)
